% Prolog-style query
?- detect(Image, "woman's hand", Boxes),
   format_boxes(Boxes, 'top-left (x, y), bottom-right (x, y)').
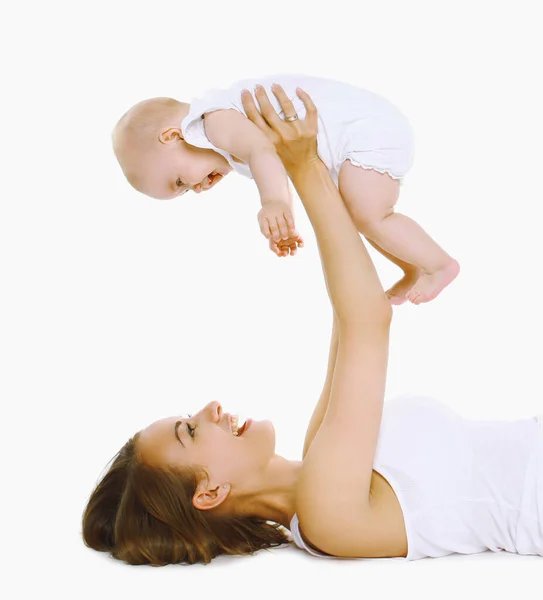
top-left (241, 84), bottom-right (320, 174)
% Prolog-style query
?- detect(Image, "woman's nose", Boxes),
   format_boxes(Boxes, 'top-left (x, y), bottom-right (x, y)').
top-left (205, 400), bottom-right (222, 422)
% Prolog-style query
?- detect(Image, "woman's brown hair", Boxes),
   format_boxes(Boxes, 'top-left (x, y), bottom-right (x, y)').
top-left (82, 433), bottom-right (290, 565)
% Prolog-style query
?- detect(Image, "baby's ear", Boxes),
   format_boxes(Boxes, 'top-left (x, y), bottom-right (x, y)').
top-left (159, 127), bottom-right (183, 144)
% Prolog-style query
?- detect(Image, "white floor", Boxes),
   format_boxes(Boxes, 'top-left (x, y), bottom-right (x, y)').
top-left (32, 539), bottom-right (541, 600)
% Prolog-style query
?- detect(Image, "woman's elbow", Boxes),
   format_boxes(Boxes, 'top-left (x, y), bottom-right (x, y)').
top-left (337, 301), bottom-right (392, 332)
top-left (379, 302), bottom-right (393, 326)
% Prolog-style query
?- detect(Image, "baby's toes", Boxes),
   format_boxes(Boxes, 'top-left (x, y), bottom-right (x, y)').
top-left (407, 289), bottom-right (419, 304)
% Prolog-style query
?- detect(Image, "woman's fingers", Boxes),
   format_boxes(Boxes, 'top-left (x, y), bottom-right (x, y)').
top-left (253, 85), bottom-right (284, 130)
top-left (271, 84), bottom-right (297, 120)
top-left (242, 84), bottom-right (320, 172)
top-left (243, 84), bottom-right (318, 135)
top-left (241, 89), bottom-right (269, 133)
top-left (296, 87), bottom-right (318, 131)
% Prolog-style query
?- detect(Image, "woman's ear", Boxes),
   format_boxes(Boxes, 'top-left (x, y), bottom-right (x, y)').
top-left (158, 127), bottom-right (184, 144)
top-left (192, 482), bottom-right (229, 511)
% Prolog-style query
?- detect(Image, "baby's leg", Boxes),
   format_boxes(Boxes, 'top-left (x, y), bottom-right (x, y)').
top-left (366, 239), bottom-right (421, 305)
top-left (341, 181), bottom-right (420, 304)
top-left (338, 162), bottom-right (459, 305)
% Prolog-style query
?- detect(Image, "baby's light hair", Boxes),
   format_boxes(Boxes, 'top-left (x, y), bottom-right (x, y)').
top-left (112, 97), bottom-right (182, 156)
top-left (112, 97), bottom-right (184, 188)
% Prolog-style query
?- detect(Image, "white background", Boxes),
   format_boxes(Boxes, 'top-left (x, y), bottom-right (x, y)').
top-left (1, 0), bottom-right (542, 598)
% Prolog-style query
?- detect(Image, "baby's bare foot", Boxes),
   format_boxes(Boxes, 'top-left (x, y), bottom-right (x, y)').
top-left (406, 259), bottom-right (460, 305)
top-left (386, 269), bottom-right (422, 305)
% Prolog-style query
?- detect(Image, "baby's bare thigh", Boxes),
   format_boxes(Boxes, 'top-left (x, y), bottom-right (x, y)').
top-left (338, 161), bottom-right (400, 223)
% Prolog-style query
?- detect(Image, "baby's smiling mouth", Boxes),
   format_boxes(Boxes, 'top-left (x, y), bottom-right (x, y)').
top-left (205, 170), bottom-right (223, 189)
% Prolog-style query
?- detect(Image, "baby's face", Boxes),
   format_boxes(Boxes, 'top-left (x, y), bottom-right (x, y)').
top-left (136, 140), bottom-right (233, 200)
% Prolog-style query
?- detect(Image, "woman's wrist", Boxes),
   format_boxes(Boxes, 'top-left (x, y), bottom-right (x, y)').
top-left (287, 155), bottom-right (327, 187)
top-left (285, 154), bottom-right (324, 180)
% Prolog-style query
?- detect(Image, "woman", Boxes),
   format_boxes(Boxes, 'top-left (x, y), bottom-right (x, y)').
top-left (82, 86), bottom-right (542, 565)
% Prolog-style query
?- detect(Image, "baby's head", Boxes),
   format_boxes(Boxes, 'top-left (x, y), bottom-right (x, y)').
top-left (112, 98), bottom-right (231, 199)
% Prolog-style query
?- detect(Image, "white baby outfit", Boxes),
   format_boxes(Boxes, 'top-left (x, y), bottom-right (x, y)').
top-left (290, 394), bottom-right (543, 561)
top-left (181, 74), bottom-right (415, 184)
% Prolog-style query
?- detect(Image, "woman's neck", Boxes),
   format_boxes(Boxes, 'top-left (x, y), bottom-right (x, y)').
top-left (234, 455), bottom-right (302, 528)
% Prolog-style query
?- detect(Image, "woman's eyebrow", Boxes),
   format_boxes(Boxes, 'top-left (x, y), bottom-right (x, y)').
top-left (174, 421), bottom-right (185, 448)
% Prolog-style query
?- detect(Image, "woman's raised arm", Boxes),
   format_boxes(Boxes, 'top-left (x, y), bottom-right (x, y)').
top-left (243, 85), bottom-right (391, 325)
top-left (242, 86), bottom-right (392, 557)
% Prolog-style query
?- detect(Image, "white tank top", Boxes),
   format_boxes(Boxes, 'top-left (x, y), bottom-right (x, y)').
top-left (181, 74), bottom-right (415, 183)
top-left (290, 395), bottom-right (543, 561)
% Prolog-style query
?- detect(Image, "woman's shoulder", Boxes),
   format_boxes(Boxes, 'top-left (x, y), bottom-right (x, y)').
top-left (289, 513), bottom-right (334, 558)
top-left (293, 470), bottom-right (407, 558)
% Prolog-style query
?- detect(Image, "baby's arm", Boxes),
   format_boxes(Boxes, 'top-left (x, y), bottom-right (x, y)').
top-left (204, 109), bottom-right (296, 239)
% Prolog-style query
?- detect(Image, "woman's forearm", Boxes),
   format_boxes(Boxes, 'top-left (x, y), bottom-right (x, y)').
top-left (289, 159), bottom-right (391, 326)
top-left (302, 313), bottom-right (339, 459)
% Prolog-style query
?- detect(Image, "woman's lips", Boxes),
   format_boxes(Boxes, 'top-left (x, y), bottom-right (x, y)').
top-left (226, 414), bottom-right (252, 436)
top-left (239, 419), bottom-right (252, 435)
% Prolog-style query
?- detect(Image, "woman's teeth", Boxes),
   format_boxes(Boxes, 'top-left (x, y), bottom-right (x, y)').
top-left (231, 415), bottom-right (246, 436)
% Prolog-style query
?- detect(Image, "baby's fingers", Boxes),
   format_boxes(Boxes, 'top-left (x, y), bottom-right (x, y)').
top-left (287, 241), bottom-right (298, 256)
top-left (290, 238), bottom-right (304, 255)
top-left (283, 209), bottom-right (298, 237)
top-left (277, 216), bottom-right (290, 240)
top-left (257, 211), bottom-right (272, 239)
top-left (269, 239), bottom-right (282, 256)
top-left (268, 219), bottom-right (282, 242)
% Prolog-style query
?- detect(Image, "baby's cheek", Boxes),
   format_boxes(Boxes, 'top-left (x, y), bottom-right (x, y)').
top-left (187, 159), bottom-right (209, 180)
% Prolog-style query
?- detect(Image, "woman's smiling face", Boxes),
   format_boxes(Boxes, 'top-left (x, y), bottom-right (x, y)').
top-left (136, 401), bottom-right (276, 510)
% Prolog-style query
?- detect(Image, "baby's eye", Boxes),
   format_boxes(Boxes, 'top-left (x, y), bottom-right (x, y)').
top-left (176, 178), bottom-right (184, 187)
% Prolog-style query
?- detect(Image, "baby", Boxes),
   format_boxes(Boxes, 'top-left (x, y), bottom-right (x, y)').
top-left (112, 74), bottom-right (459, 305)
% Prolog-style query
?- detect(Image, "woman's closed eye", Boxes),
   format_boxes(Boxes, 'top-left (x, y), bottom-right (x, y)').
top-left (185, 414), bottom-right (195, 437)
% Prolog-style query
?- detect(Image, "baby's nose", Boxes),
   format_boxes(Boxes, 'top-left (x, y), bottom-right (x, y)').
top-left (193, 184), bottom-right (202, 194)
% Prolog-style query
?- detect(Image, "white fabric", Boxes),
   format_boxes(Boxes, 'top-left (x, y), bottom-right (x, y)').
top-left (290, 394), bottom-right (543, 561)
top-left (181, 74), bottom-right (415, 184)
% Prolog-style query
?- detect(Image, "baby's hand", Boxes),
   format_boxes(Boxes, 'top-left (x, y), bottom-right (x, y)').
top-left (257, 200), bottom-right (297, 243)
top-left (269, 233), bottom-right (304, 257)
